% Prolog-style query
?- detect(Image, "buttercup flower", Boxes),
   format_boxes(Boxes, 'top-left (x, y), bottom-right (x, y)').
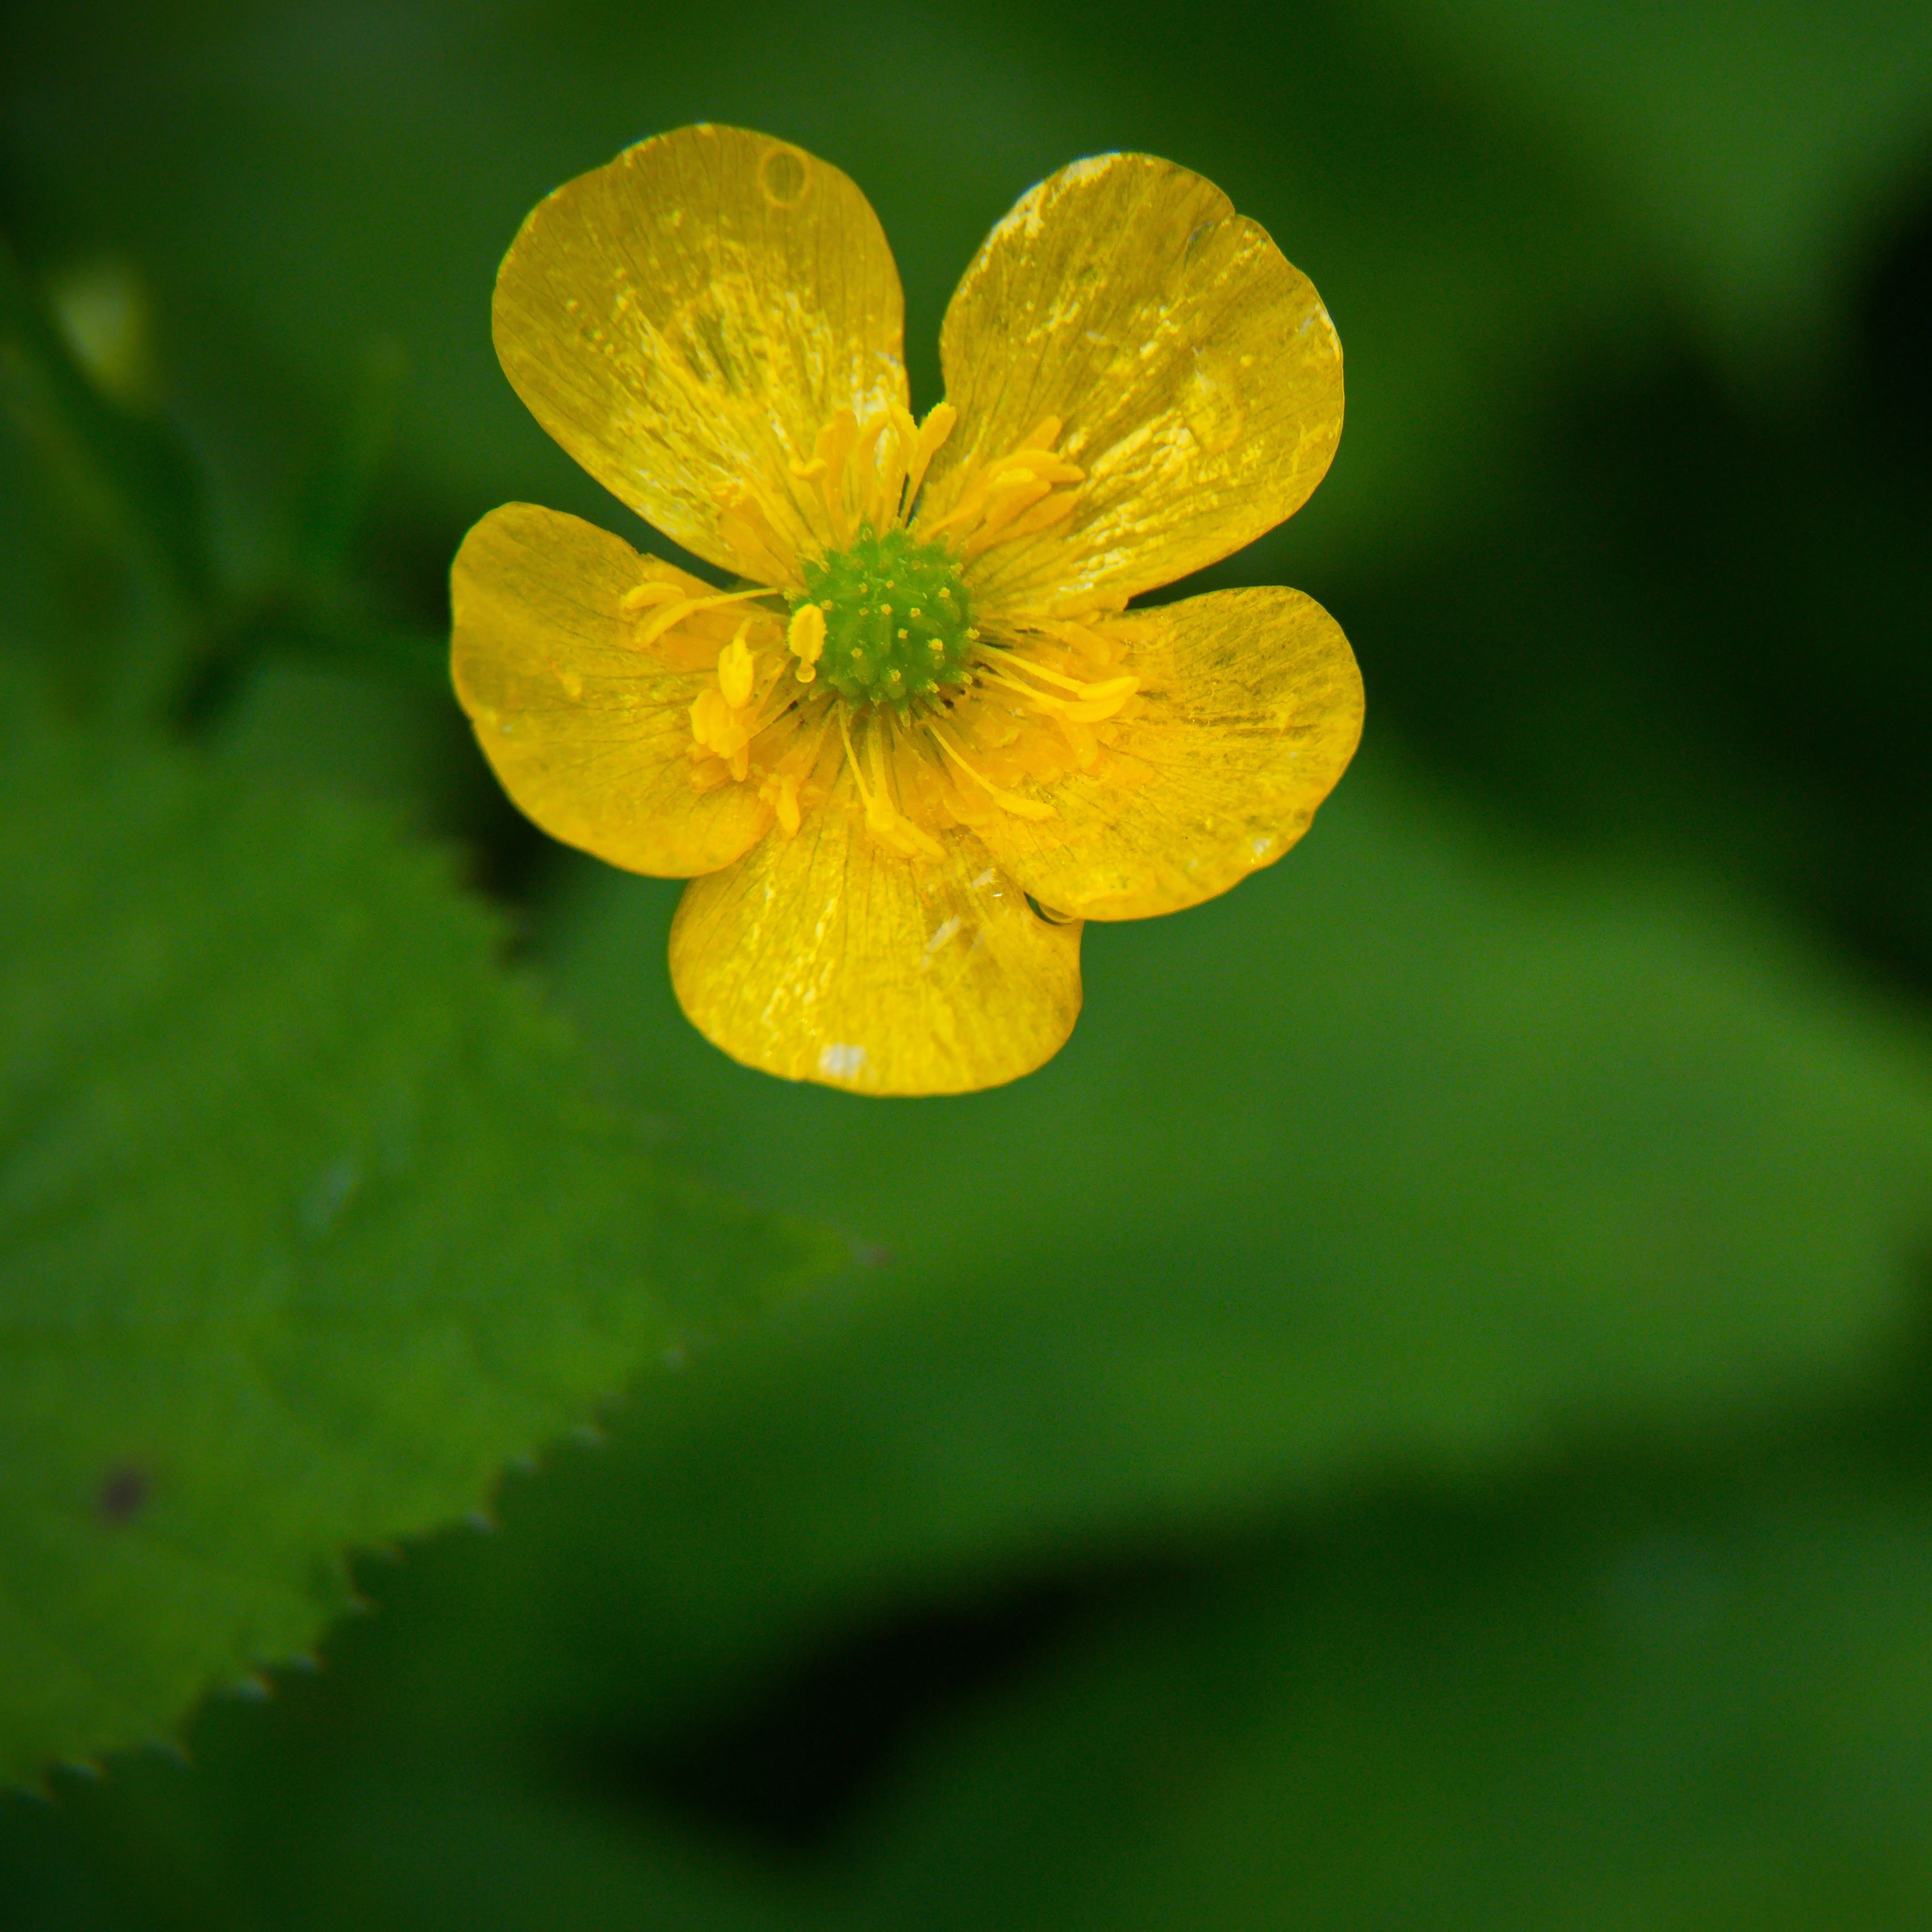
top-left (454, 125), bottom-right (1361, 1094)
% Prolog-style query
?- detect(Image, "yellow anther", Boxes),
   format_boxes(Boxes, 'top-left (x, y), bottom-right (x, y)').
top-left (920, 479), bottom-right (994, 537)
top-left (979, 666), bottom-right (1060, 709)
top-left (902, 401), bottom-right (957, 514)
top-left (863, 724), bottom-right (901, 837)
top-left (1002, 451), bottom-right (1085, 484)
top-left (812, 408), bottom-right (859, 542)
top-left (994, 651), bottom-right (1138, 700)
top-left (635, 597), bottom-right (704, 648)
top-left (1000, 492), bottom-right (1082, 542)
top-left (929, 724), bottom-right (1057, 820)
top-left (1034, 616), bottom-right (1125, 660)
top-left (961, 477), bottom-right (1053, 557)
top-left (760, 771), bottom-right (803, 836)
top-left (1059, 688), bottom-right (1136, 723)
top-left (842, 710), bottom-right (943, 859)
top-left (881, 399), bottom-right (920, 514)
top-left (717, 625), bottom-right (758, 709)
top-left (619, 579), bottom-right (684, 614)
top-left (787, 601), bottom-right (827, 672)
top-left (983, 651), bottom-right (1139, 722)
top-left (1056, 715), bottom-right (1103, 770)
top-left (854, 411), bottom-right (892, 467)
top-left (633, 584), bottom-right (777, 652)
top-left (689, 686), bottom-right (747, 762)
top-left (1022, 414), bottom-right (1064, 451)
top-left (714, 482), bottom-right (798, 586)
top-left (851, 410), bottom-right (895, 523)
top-left (788, 455), bottom-right (829, 481)
top-left (816, 409), bottom-right (858, 470)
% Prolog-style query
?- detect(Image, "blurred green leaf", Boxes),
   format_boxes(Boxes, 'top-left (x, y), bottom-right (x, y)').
top-left (0, 721), bottom-right (838, 1788)
top-left (16, 1413), bottom-right (1932, 1929)
top-left (41, 255), bottom-right (163, 412)
top-left (511, 749), bottom-right (1932, 1697)
top-left (0, 233), bottom-right (210, 719)
top-left (296, 334), bottom-right (406, 574)
top-left (837, 1452), bottom-right (1932, 1929)
top-left (1390, 0), bottom-right (1932, 372)
top-left (3, 6), bottom-right (1930, 1920)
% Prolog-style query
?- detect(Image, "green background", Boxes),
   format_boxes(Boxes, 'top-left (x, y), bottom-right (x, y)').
top-left (6, 0), bottom-right (1932, 1923)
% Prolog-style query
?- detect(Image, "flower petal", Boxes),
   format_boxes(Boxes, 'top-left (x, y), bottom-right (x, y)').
top-left (451, 502), bottom-right (770, 877)
top-left (970, 587), bottom-right (1362, 920)
top-left (669, 782), bottom-right (1083, 1095)
top-left (493, 124), bottom-right (907, 579)
top-left (926, 154), bottom-right (1342, 615)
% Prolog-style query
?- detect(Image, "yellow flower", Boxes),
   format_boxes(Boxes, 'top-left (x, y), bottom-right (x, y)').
top-left (453, 126), bottom-right (1361, 1095)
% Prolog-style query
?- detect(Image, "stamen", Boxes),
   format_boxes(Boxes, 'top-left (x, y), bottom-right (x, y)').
top-left (618, 579), bottom-right (685, 615)
top-left (850, 411), bottom-right (894, 526)
top-left (901, 401), bottom-right (957, 517)
top-left (989, 652), bottom-right (1139, 703)
top-left (884, 400), bottom-right (921, 518)
top-left (866, 714), bottom-right (892, 807)
top-left (978, 664), bottom-right (1073, 712)
top-left (814, 408), bottom-right (859, 544)
top-left (634, 584), bottom-right (780, 652)
top-left (716, 624), bottom-right (757, 709)
top-left (715, 483), bottom-right (798, 586)
top-left (1055, 713), bottom-right (1103, 771)
top-left (838, 705), bottom-right (872, 812)
top-left (696, 640), bottom-right (806, 777)
top-left (1032, 615), bottom-right (1128, 662)
top-left (786, 602), bottom-right (827, 681)
top-left (869, 716), bottom-right (944, 858)
top-left (996, 492), bottom-right (1082, 543)
top-left (920, 472), bottom-right (997, 537)
top-left (1056, 689), bottom-right (1137, 723)
top-left (980, 658), bottom-right (1137, 723)
top-left (735, 661), bottom-right (801, 742)
top-left (960, 478), bottom-right (1053, 558)
top-left (689, 687), bottom-right (747, 763)
top-left (787, 707), bottom-right (840, 791)
top-left (759, 771), bottom-right (803, 836)
top-left (638, 599), bottom-right (707, 649)
top-left (1001, 451), bottom-right (1085, 484)
top-left (841, 708), bottom-right (941, 859)
top-left (854, 411), bottom-right (892, 471)
top-left (928, 723), bottom-right (1056, 820)
top-left (916, 422), bottom-right (1082, 554)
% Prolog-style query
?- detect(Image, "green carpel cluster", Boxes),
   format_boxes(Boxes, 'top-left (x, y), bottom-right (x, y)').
top-left (796, 526), bottom-right (974, 707)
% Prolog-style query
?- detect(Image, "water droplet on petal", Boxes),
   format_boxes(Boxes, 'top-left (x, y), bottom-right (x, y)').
top-left (759, 144), bottom-right (810, 208)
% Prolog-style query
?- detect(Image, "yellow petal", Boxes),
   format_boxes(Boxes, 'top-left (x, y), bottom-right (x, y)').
top-left (493, 124), bottom-right (908, 580)
top-left (668, 777), bottom-right (1083, 1095)
top-left (451, 503), bottom-right (771, 877)
top-left (924, 154), bottom-right (1342, 616)
top-left (970, 588), bottom-right (1362, 920)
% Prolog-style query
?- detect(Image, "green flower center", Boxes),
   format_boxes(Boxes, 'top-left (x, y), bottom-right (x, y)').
top-left (795, 526), bottom-right (975, 707)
